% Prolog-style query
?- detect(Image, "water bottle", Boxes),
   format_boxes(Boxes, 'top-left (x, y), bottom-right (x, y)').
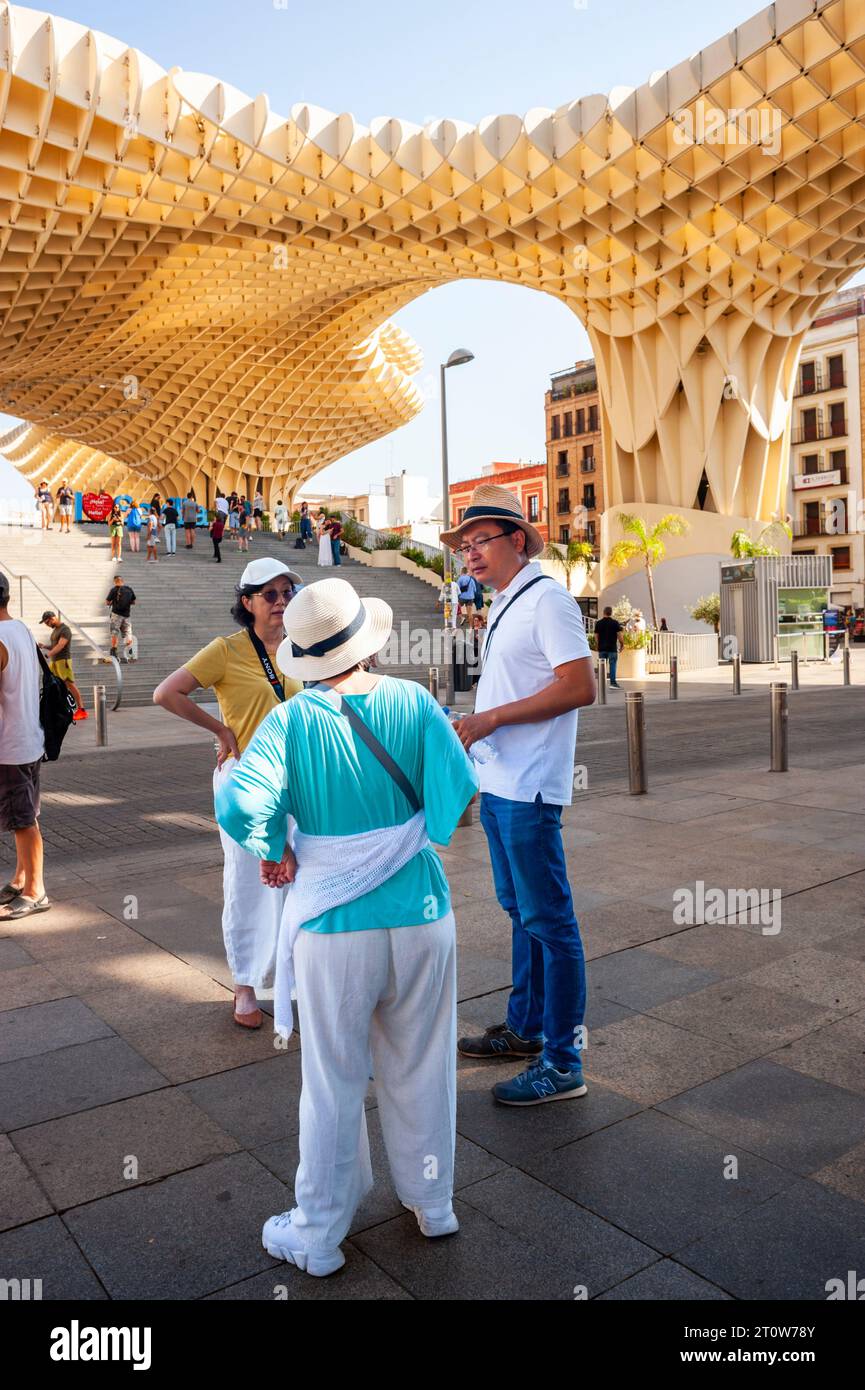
top-left (443, 708), bottom-right (497, 764)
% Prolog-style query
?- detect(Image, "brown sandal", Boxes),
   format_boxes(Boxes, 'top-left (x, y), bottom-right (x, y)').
top-left (233, 992), bottom-right (263, 1030)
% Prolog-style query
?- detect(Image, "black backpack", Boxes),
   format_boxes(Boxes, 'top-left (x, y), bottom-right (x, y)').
top-left (35, 645), bottom-right (76, 761)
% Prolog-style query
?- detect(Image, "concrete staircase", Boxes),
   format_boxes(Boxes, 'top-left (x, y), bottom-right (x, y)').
top-left (0, 523), bottom-right (446, 706)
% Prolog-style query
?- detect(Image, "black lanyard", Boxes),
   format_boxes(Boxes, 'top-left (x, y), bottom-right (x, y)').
top-left (481, 574), bottom-right (552, 668)
top-left (247, 629), bottom-right (286, 703)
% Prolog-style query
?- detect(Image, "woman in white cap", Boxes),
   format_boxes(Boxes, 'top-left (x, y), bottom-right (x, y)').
top-left (216, 577), bottom-right (477, 1277)
top-left (153, 558), bottom-right (303, 1027)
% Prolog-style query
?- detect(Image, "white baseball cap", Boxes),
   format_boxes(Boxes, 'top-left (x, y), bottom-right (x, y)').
top-left (238, 557), bottom-right (302, 588)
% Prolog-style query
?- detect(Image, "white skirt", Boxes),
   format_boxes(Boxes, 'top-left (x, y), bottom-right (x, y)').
top-left (318, 533), bottom-right (334, 566)
top-left (213, 759), bottom-right (288, 986)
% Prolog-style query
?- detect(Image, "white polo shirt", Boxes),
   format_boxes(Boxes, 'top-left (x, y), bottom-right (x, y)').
top-left (473, 561), bottom-right (590, 806)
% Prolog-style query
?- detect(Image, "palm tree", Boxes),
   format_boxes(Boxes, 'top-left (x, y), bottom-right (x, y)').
top-left (607, 513), bottom-right (689, 629)
top-left (543, 539), bottom-right (595, 592)
top-left (730, 518), bottom-right (792, 559)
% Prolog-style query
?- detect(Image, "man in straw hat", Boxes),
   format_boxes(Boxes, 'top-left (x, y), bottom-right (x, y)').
top-left (215, 577), bottom-right (477, 1276)
top-left (440, 484), bottom-right (596, 1105)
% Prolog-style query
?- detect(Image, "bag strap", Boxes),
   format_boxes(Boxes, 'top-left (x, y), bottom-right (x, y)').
top-left (306, 684), bottom-right (421, 813)
top-left (481, 573), bottom-right (553, 667)
top-left (34, 640), bottom-right (54, 683)
top-left (246, 629), bottom-right (286, 703)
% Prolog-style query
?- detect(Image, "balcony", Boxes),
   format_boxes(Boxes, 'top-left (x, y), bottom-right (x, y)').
top-left (555, 461), bottom-right (569, 477)
top-left (795, 365), bottom-right (846, 396)
top-left (791, 419), bottom-right (847, 443)
top-left (580, 457), bottom-right (596, 472)
top-left (793, 517), bottom-right (850, 537)
top-left (792, 464), bottom-right (848, 488)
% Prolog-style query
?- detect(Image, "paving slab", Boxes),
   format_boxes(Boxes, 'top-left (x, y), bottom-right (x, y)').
top-left (0, 964), bottom-right (71, 1011)
top-left (11, 1090), bottom-right (240, 1209)
top-left (206, 1243), bottom-right (414, 1299)
top-left (0, 1215), bottom-right (107, 1299)
top-left (587, 947), bottom-right (720, 1011)
top-left (810, 1138), bottom-right (865, 1204)
top-left (658, 1059), bottom-right (865, 1174)
top-left (181, 1054), bottom-right (309, 1148)
top-left (63, 1152), bottom-right (290, 1300)
top-left (0, 1036), bottom-right (167, 1130)
top-left (677, 1179), bottom-right (865, 1300)
top-left (648, 980), bottom-right (840, 1053)
top-left (119, 1008), bottom-right (292, 1085)
top-left (0, 997), bottom-right (114, 1065)
top-left (768, 1014), bottom-right (865, 1095)
top-left (0, 940), bottom-right (35, 971)
top-left (741, 947), bottom-right (865, 1013)
top-left (596, 1259), bottom-right (732, 1300)
top-left (585, 1013), bottom-right (750, 1105)
top-left (0, 1133), bottom-right (53, 1231)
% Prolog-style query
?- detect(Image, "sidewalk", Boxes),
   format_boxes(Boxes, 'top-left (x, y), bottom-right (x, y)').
top-left (1, 693), bottom-right (865, 1299)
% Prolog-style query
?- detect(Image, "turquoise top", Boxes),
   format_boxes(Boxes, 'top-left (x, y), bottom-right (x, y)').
top-left (214, 677), bottom-right (478, 933)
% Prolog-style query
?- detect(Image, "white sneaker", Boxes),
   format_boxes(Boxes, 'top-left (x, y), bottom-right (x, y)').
top-left (402, 1201), bottom-right (460, 1238)
top-left (261, 1209), bottom-right (345, 1277)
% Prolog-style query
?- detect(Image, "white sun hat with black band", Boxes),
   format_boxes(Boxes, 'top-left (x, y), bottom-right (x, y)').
top-left (276, 577), bottom-right (393, 680)
top-left (439, 482), bottom-right (544, 559)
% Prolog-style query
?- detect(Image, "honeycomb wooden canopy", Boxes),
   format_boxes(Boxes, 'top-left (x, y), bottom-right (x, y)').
top-left (2, 0), bottom-right (865, 514)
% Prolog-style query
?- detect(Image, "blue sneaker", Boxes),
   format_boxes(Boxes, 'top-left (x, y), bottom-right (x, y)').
top-left (492, 1058), bottom-right (587, 1106)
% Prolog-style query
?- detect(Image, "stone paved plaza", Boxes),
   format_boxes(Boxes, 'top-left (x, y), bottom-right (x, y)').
top-left (2, 687), bottom-right (865, 1300)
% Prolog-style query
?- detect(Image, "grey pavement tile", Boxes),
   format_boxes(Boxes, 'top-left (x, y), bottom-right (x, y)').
top-left (0, 997), bottom-right (113, 1065)
top-left (658, 1059), bottom-right (865, 1174)
top-left (579, 901), bottom-right (681, 958)
top-left (44, 943), bottom-right (189, 994)
top-left (453, 1058), bottom-right (642, 1164)
top-left (14, 917), bottom-right (154, 963)
top-left (0, 1036), bottom-right (167, 1130)
top-left (585, 1014), bottom-right (750, 1105)
top-left (63, 1152), bottom-right (289, 1300)
top-left (648, 981), bottom-right (839, 1053)
top-left (12, 1090), bottom-right (240, 1209)
top-left (0, 964), bottom-right (71, 1011)
top-left (0, 1215), bottom-right (107, 1299)
top-left (182, 1054), bottom-right (308, 1148)
top-left (741, 947), bottom-right (865, 1013)
top-left (120, 1007), bottom-right (295, 1084)
top-left (587, 948), bottom-right (720, 1011)
top-left (0, 1133), bottom-right (53, 1231)
top-left (811, 1138), bottom-right (865, 1204)
top-left (254, 1108), bottom-right (508, 1236)
top-left (81, 966), bottom-right (231, 1033)
top-left (0, 940), bottom-right (35, 971)
top-left (678, 1179), bottom-right (865, 1300)
top-left (644, 922), bottom-right (797, 975)
top-left (814, 927), bottom-right (865, 962)
top-left (206, 1244), bottom-right (413, 1299)
top-left (596, 1259), bottom-right (732, 1300)
top-left (353, 1197), bottom-right (583, 1300)
top-left (526, 1109), bottom-right (795, 1254)
top-left (456, 949), bottom-right (512, 1002)
top-left (457, 1167), bottom-right (657, 1297)
top-left (769, 1016), bottom-right (865, 1096)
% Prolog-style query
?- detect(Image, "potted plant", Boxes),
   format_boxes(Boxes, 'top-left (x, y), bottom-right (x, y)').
top-left (618, 627), bottom-right (651, 679)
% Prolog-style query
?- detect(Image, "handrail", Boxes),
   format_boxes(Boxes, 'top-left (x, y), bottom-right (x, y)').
top-left (3, 564), bottom-right (123, 710)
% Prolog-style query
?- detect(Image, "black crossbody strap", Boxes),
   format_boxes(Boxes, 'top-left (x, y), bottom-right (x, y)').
top-left (247, 629), bottom-right (286, 703)
top-left (482, 574), bottom-right (553, 667)
top-left (307, 685), bottom-right (421, 814)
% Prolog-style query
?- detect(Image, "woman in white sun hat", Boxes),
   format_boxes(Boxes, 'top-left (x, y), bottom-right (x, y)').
top-left (153, 557), bottom-right (303, 1028)
top-left (215, 576), bottom-right (478, 1278)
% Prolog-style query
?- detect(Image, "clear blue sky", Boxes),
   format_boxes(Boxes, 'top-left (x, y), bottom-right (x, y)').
top-left (0, 0), bottom-right (848, 507)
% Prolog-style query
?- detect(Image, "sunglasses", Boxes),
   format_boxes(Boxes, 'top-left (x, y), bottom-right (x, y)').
top-left (258, 586), bottom-right (295, 604)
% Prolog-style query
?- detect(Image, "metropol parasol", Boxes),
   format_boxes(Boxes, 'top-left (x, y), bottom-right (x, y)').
top-left (1, 0), bottom-right (865, 578)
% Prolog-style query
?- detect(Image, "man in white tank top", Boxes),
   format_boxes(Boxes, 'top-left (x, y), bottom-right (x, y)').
top-left (0, 572), bottom-right (50, 919)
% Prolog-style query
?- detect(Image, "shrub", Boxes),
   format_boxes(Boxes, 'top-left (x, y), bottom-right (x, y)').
top-left (374, 532), bottom-right (404, 550)
top-left (341, 517), bottom-right (370, 551)
top-left (400, 545), bottom-right (428, 567)
top-left (622, 629), bottom-right (652, 650)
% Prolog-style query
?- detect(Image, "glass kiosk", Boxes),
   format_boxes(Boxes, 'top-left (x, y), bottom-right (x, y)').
top-left (777, 587), bottom-right (831, 660)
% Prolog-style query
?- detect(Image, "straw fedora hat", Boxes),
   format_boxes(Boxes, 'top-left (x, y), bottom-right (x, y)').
top-left (440, 483), bottom-right (544, 559)
top-left (276, 577), bottom-right (393, 680)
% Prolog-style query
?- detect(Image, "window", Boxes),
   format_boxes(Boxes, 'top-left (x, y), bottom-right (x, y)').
top-left (800, 454), bottom-right (819, 472)
top-left (588, 404), bottom-right (599, 431)
top-left (557, 488), bottom-right (570, 514)
top-left (527, 494), bottom-right (539, 522)
top-left (556, 449), bottom-right (569, 477)
top-left (586, 521), bottom-right (596, 543)
top-left (550, 415), bottom-right (561, 440)
top-left (802, 407), bottom-right (818, 442)
top-left (830, 449), bottom-right (846, 470)
top-left (828, 354), bottom-right (845, 390)
top-left (559, 526), bottom-right (570, 543)
top-left (799, 360), bottom-right (817, 394)
top-left (581, 446), bottom-right (595, 472)
top-left (457, 508), bottom-right (466, 523)
top-left (575, 408), bottom-right (585, 434)
top-left (583, 485), bottom-right (596, 510)
top-left (831, 546), bottom-right (851, 570)
top-left (563, 411), bottom-right (573, 437)
top-left (830, 401), bottom-right (846, 437)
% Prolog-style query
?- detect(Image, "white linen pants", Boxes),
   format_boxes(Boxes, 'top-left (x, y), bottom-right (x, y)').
top-left (214, 760), bottom-right (287, 987)
top-left (290, 911), bottom-right (457, 1252)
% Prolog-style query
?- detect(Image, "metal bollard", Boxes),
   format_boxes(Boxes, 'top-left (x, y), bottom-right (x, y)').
top-left (770, 682), bottom-right (788, 773)
top-left (444, 633), bottom-right (455, 705)
top-left (597, 657), bottom-right (607, 705)
top-left (93, 683), bottom-right (108, 746)
top-left (626, 691), bottom-right (647, 795)
top-left (732, 653), bottom-right (741, 695)
top-left (772, 634), bottom-right (780, 669)
top-left (428, 666), bottom-right (440, 703)
top-left (669, 654), bottom-right (678, 700)
top-left (790, 649), bottom-right (799, 691)
top-left (843, 646), bottom-right (851, 686)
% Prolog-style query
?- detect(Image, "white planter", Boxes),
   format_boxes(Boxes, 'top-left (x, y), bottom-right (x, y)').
top-left (617, 647), bottom-right (647, 680)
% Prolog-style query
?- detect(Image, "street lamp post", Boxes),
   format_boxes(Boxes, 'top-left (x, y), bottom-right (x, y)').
top-left (440, 348), bottom-right (474, 703)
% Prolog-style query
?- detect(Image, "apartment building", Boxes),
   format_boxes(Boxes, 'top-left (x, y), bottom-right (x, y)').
top-left (449, 460), bottom-right (548, 541)
top-left (544, 359), bottom-right (603, 553)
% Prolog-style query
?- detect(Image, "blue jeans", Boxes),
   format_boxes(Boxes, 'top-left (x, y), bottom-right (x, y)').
top-left (331, 537), bottom-right (341, 565)
top-left (480, 792), bottom-right (586, 1068)
top-left (301, 517), bottom-right (313, 541)
top-left (599, 649), bottom-right (618, 685)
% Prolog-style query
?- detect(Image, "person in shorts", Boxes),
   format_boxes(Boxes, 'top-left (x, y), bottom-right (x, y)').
top-left (108, 502), bottom-right (124, 562)
top-left (40, 612), bottom-right (86, 721)
top-left (56, 481), bottom-right (74, 534)
top-left (0, 570), bottom-right (50, 920)
top-left (182, 492), bottom-right (199, 548)
top-left (37, 480), bottom-right (54, 529)
top-left (253, 489), bottom-right (264, 530)
top-left (106, 576), bottom-right (136, 661)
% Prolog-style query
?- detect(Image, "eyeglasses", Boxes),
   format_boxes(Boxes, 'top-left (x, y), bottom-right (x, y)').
top-left (454, 532), bottom-right (509, 558)
top-left (259, 586), bottom-right (295, 604)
